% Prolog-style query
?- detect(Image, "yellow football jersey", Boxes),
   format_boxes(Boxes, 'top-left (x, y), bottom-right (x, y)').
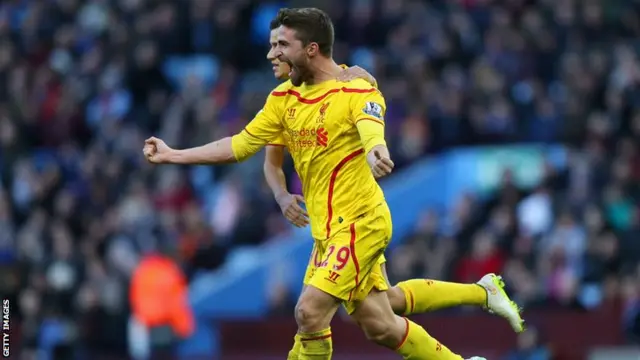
top-left (232, 78), bottom-right (387, 240)
top-left (267, 64), bottom-right (354, 147)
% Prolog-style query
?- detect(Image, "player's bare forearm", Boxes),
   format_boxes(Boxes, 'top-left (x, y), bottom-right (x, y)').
top-left (170, 137), bottom-right (237, 164)
top-left (264, 145), bottom-right (308, 227)
top-left (264, 146), bottom-right (289, 199)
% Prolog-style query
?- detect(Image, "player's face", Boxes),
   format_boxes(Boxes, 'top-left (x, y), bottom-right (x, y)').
top-left (275, 25), bottom-right (313, 86)
top-left (267, 29), bottom-right (291, 80)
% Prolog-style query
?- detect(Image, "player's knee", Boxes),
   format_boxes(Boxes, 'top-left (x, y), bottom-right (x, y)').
top-left (294, 302), bottom-right (327, 332)
top-left (294, 301), bottom-right (316, 327)
top-left (387, 287), bottom-right (406, 315)
top-left (294, 291), bottom-right (334, 331)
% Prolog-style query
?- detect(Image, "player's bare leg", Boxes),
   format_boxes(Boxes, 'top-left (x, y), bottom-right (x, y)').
top-left (350, 289), bottom-right (465, 359)
top-left (286, 284), bottom-right (307, 359)
top-left (293, 285), bottom-right (341, 360)
top-left (379, 263), bottom-right (408, 312)
top-left (386, 286), bottom-right (410, 312)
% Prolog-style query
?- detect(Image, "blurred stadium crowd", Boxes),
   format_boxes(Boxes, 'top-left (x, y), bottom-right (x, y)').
top-left (1, 0), bottom-right (640, 358)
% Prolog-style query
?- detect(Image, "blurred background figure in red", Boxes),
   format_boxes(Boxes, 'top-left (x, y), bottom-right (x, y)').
top-left (129, 249), bottom-right (193, 360)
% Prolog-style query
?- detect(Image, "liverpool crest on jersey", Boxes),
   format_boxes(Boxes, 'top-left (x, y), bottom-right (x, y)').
top-left (317, 102), bottom-right (330, 124)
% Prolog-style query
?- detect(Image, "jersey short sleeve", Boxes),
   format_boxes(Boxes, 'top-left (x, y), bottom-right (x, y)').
top-left (350, 89), bottom-right (387, 154)
top-left (231, 92), bottom-right (284, 161)
top-left (351, 89), bottom-right (386, 125)
top-left (268, 134), bottom-right (286, 147)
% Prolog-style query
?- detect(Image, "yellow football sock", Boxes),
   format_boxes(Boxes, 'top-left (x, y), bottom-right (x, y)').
top-left (299, 328), bottom-right (332, 360)
top-left (395, 318), bottom-right (463, 359)
top-left (287, 333), bottom-right (302, 360)
top-left (396, 279), bottom-right (487, 315)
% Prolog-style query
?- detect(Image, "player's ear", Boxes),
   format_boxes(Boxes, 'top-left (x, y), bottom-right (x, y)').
top-left (306, 42), bottom-right (319, 57)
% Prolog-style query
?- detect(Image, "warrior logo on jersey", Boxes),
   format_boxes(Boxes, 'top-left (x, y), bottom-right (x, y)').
top-left (287, 108), bottom-right (296, 120)
top-left (363, 101), bottom-right (383, 120)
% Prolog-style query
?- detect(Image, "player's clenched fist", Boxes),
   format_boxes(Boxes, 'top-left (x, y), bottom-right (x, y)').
top-left (371, 150), bottom-right (394, 179)
top-left (276, 193), bottom-right (309, 228)
top-left (143, 137), bottom-right (174, 164)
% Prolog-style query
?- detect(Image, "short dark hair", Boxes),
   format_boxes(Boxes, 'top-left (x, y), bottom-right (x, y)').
top-left (269, 18), bottom-right (280, 30)
top-left (274, 8), bottom-right (334, 57)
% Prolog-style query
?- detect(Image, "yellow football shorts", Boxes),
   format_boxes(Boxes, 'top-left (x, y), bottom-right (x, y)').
top-left (303, 203), bottom-right (393, 314)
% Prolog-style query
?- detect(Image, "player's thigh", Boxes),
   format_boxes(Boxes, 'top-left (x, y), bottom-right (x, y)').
top-left (378, 255), bottom-right (390, 286)
top-left (375, 261), bottom-right (405, 313)
top-left (343, 261), bottom-right (389, 314)
top-left (297, 241), bottom-right (339, 328)
top-left (302, 240), bottom-right (326, 286)
top-left (350, 289), bottom-right (396, 326)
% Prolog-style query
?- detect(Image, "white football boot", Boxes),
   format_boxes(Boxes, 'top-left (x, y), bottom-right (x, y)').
top-left (466, 357), bottom-right (487, 360)
top-left (476, 273), bottom-right (525, 333)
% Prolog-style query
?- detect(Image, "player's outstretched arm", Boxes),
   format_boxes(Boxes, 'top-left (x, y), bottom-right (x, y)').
top-left (264, 145), bottom-right (309, 227)
top-left (143, 136), bottom-right (236, 165)
top-left (144, 91), bottom-right (284, 165)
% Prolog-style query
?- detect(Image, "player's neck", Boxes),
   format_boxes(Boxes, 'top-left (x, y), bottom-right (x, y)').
top-left (305, 58), bottom-right (342, 86)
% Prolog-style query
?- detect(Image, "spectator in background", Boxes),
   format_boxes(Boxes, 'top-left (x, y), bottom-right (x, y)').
top-left (455, 231), bottom-right (505, 283)
top-left (503, 326), bottom-right (551, 360)
top-left (622, 272), bottom-right (640, 343)
top-left (517, 185), bottom-right (553, 238)
top-left (129, 250), bottom-right (194, 360)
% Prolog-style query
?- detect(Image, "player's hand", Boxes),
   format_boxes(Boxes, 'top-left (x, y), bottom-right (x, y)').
top-left (276, 193), bottom-right (309, 227)
top-left (371, 150), bottom-right (394, 179)
top-left (143, 137), bottom-right (174, 164)
top-left (336, 66), bottom-right (377, 87)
